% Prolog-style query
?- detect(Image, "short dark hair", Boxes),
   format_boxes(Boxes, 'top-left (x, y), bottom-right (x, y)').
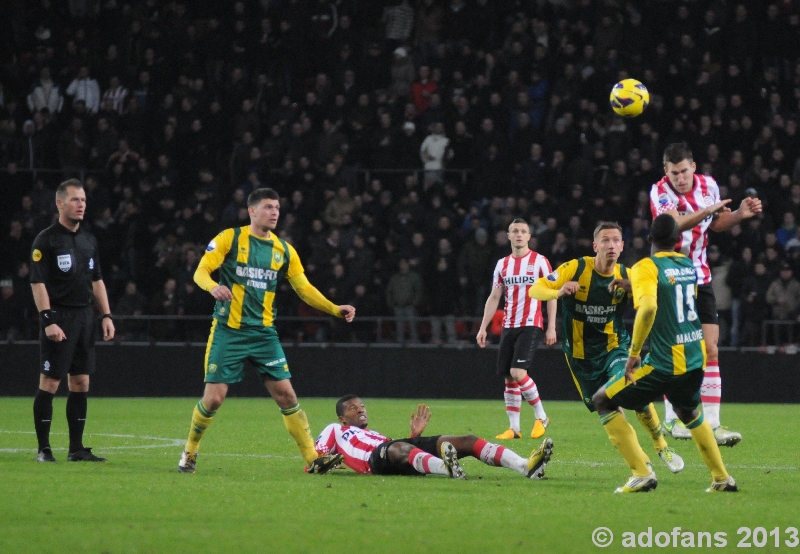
top-left (663, 143), bottom-right (693, 166)
top-left (650, 213), bottom-right (680, 248)
top-left (593, 221), bottom-right (623, 240)
top-left (336, 394), bottom-right (360, 417)
top-left (508, 218), bottom-right (530, 232)
top-left (247, 187), bottom-right (279, 208)
top-left (56, 178), bottom-right (83, 200)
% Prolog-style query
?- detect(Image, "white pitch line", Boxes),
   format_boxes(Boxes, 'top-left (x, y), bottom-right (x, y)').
top-left (558, 459), bottom-right (799, 471)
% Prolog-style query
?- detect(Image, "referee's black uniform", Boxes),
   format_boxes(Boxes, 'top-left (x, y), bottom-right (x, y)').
top-left (31, 220), bottom-right (108, 462)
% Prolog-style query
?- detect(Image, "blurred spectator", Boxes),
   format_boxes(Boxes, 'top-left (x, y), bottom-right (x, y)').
top-left (0, 278), bottom-right (24, 341)
top-left (27, 67), bottom-right (63, 114)
top-left (458, 227), bottom-right (492, 315)
top-left (147, 277), bottom-right (179, 341)
top-left (742, 261), bottom-right (770, 346)
top-left (382, 1), bottom-right (414, 52)
top-left (386, 258), bottom-right (423, 343)
top-left (115, 280), bottom-right (148, 342)
top-left (419, 121), bottom-right (450, 184)
top-left (65, 65), bottom-right (101, 114)
top-left (101, 75), bottom-right (128, 115)
top-left (428, 255), bottom-right (459, 344)
top-left (766, 262), bottom-right (800, 345)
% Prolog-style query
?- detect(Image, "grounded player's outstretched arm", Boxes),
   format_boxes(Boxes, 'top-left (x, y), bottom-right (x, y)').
top-left (409, 404), bottom-right (431, 438)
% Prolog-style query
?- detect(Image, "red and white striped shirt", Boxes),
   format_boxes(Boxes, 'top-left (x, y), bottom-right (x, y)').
top-left (315, 423), bottom-right (391, 474)
top-left (492, 250), bottom-right (552, 328)
top-left (649, 174), bottom-right (720, 285)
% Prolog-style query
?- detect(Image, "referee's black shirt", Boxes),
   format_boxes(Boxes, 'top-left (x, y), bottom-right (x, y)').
top-left (30, 222), bottom-right (103, 308)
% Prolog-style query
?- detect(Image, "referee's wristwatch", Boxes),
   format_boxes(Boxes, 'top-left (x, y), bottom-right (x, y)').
top-left (101, 313), bottom-right (113, 321)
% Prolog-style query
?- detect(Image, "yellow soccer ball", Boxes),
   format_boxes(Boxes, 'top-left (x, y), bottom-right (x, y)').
top-left (609, 78), bottom-right (649, 117)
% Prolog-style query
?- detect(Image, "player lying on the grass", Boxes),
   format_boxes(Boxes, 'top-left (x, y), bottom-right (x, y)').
top-left (314, 395), bottom-right (553, 479)
top-left (528, 221), bottom-right (684, 474)
top-left (592, 214), bottom-right (738, 493)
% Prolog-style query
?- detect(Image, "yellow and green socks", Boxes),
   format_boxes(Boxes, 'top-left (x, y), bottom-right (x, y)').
top-left (686, 414), bottom-right (729, 482)
top-left (185, 400), bottom-right (216, 453)
top-left (281, 403), bottom-right (317, 465)
top-left (635, 403), bottom-right (669, 452)
top-left (600, 410), bottom-right (652, 477)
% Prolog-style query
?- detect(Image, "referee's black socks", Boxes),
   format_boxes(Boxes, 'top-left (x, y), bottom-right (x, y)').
top-left (66, 391), bottom-right (88, 452)
top-left (33, 389), bottom-right (55, 451)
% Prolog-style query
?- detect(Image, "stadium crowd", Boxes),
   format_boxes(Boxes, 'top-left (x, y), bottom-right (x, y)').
top-left (2, 0), bottom-right (800, 346)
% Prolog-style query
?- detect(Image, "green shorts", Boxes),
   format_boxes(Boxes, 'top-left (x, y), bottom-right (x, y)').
top-left (605, 365), bottom-right (703, 413)
top-left (203, 320), bottom-right (291, 384)
top-left (565, 347), bottom-right (629, 412)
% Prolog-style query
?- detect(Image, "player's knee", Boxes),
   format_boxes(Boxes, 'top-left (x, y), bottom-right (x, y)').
top-left (389, 442), bottom-right (413, 464)
top-left (674, 407), bottom-right (698, 425)
top-left (67, 374), bottom-right (89, 392)
top-left (591, 389), bottom-right (613, 412)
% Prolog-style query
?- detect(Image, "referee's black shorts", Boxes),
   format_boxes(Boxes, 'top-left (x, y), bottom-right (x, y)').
top-left (369, 435), bottom-right (442, 476)
top-left (39, 305), bottom-right (96, 379)
top-left (496, 326), bottom-right (543, 376)
top-left (696, 283), bottom-right (719, 325)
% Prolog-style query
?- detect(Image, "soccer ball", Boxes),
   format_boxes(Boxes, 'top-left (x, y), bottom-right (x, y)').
top-left (609, 79), bottom-right (649, 117)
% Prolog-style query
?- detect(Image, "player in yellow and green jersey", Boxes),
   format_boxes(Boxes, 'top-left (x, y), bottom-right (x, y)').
top-left (528, 221), bottom-right (684, 475)
top-left (591, 214), bottom-right (738, 493)
top-left (177, 188), bottom-right (355, 474)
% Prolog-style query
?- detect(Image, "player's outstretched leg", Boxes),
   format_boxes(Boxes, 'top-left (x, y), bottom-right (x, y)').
top-left (526, 437), bottom-right (553, 479)
top-left (440, 441), bottom-right (466, 479)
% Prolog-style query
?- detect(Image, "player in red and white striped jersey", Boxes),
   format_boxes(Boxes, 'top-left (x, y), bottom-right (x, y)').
top-left (650, 143), bottom-right (762, 446)
top-left (476, 219), bottom-right (557, 440)
top-left (314, 395), bottom-right (553, 479)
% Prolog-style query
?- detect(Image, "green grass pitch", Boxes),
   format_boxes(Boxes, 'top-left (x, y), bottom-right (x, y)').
top-left (1, 398), bottom-right (798, 553)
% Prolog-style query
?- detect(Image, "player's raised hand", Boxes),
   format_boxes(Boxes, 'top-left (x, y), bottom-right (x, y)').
top-left (740, 196), bottom-right (763, 217)
top-left (707, 198), bottom-right (732, 217)
top-left (338, 304), bottom-right (356, 322)
top-left (410, 404), bottom-right (431, 437)
top-left (558, 281), bottom-right (580, 297)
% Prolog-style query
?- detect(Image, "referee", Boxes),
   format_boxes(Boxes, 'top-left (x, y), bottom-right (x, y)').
top-left (30, 178), bottom-right (115, 463)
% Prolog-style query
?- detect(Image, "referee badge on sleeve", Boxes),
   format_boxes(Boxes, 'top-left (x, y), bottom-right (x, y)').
top-left (57, 254), bottom-right (72, 272)
top-left (32, 249), bottom-right (42, 262)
